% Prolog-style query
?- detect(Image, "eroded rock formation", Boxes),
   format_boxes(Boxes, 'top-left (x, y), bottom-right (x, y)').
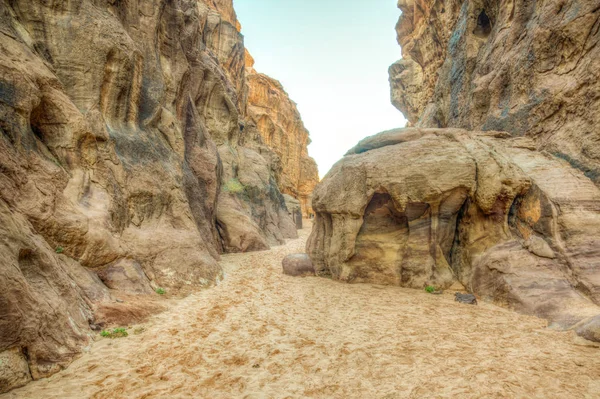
top-left (308, 128), bottom-right (600, 338)
top-left (309, 0), bottom-right (600, 341)
top-left (0, 0), bottom-right (309, 392)
top-left (246, 52), bottom-right (320, 217)
top-left (389, 0), bottom-right (600, 186)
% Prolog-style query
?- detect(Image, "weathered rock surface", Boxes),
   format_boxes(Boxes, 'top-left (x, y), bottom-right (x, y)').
top-left (283, 194), bottom-right (303, 229)
top-left (282, 254), bottom-right (315, 277)
top-left (246, 53), bottom-right (320, 217)
top-left (0, 348), bottom-right (31, 394)
top-left (576, 315), bottom-right (600, 343)
top-left (307, 128), bottom-right (600, 338)
top-left (389, 0), bottom-right (600, 186)
top-left (0, 0), bottom-right (309, 391)
top-left (305, 0), bottom-right (600, 342)
top-left (455, 293), bottom-right (478, 305)
top-left (96, 259), bottom-right (154, 295)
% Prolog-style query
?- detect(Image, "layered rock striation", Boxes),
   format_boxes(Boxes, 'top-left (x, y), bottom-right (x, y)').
top-left (0, 0), bottom-right (311, 392)
top-left (309, 0), bottom-right (600, 341)
top-left (308, 129), bottom-right (600, 333)
top-left (246, 52), bottom-right (320, 217)
top-left (389, 0), bottom-right (600, 186)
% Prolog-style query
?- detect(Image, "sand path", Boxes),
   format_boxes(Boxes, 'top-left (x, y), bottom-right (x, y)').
top-left (4, 222), bottom-right (600, 398)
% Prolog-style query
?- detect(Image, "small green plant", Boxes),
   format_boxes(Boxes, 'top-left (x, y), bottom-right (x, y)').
top-left (156, 288), bottom-right (166, 295)
top-left (425, 285), bottom-right (436, 294)
top-left (223, 178), bottom-right (245, 194)
top-left (55, 246), bottom-right (64, 254)
top-left (100, 327), bottom-right (129, 339)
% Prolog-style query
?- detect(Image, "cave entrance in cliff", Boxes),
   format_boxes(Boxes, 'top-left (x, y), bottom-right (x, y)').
top-left (474, 10), bottom-right (492, 38)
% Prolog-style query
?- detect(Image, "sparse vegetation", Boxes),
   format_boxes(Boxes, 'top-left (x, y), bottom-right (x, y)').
top-left (425, 285), bottom-right (436, 294)
top-left (100, 328), bottom-right (128, 339)
top-left (223, 178), bottom-right (245, 194)
top-left (156, 288), bottom-right (166, 295)
top-left (55, 246), bottom-right (64, 254)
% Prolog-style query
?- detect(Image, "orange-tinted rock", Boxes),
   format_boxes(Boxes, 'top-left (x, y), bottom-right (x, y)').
top-left (0, 348), bottom-right (31, 394)
top-left (0, 0), bottom-right (301, 390)
top-left (246, 52), bottom-right (320, 217)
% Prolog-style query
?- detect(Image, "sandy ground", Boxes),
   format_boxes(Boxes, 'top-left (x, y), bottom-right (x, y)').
top-left (4, 221), bottom-right (600, 399)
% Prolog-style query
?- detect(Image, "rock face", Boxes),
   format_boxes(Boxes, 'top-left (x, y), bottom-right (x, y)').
top-left (246, 53), bottom-right (320, 217)
top-left (0, 0), bottom-right (308, 391)
top-left (0, 348), bottom-right (31, 394)
top-left (389, 0), bottom-right (600, 186)
top-left (307, 128), bottom-right (600, 338)
top-left (307, 0), bottom-right (600, 342)
top-left (283, 194), bottom-right (303, 229)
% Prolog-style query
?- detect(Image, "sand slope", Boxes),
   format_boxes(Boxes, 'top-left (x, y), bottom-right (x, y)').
top-left (4, 222), bottom-right (600, 398)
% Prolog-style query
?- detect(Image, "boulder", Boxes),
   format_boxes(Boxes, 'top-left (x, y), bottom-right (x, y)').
top-left (455, 293), bottom-right (477, 305)
top-left (307, 128), bottom-right (600, 337)
top-left (282, 254), bottom-right (315, 277)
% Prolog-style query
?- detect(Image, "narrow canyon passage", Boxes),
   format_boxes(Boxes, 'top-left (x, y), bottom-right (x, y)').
top-left (4, 223), bottom-right (600, 399)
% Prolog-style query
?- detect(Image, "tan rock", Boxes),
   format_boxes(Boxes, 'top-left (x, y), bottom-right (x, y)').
top-left (307, 128), bottom-right (600, 334)
top-left (0, 348), bottom-right (31, 394)
top-left (0, 201), bottom-right (97, 382)
top-left (96, 259), bottom-right (154, 295)
top-left (378, 0), bottom-right (600, 342)
top-left (0, 0), bottom-right (301, 388)
top-left (282, 254), bottom-right (315, 277)
top-left (576, 315), bottom-right (600, 343)
top-left (389, 0), bottom-right (600, 187)
top-left (246, 57), bottom-right (320, 217)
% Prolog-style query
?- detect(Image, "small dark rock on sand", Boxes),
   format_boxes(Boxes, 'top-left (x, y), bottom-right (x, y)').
top-left (455, 292), bottom-right (478, 305)
top-left (282, 254), bottom-right (315, 277)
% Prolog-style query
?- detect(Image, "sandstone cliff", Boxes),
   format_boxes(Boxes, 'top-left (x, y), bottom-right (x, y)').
top-left (308, 128), bottom-right (600, 334)
top-left (389, 0), bottom-right (600, 185)
top-left (0, 0), bottom-right (309, 392)
top-left (245, 52), bottom-right (320, 217)
top-left (308, 0), bottom-right (600, 342)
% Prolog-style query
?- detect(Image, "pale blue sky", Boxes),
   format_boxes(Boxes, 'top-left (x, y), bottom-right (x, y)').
top-left (235, 0), bottom-right (406, 177)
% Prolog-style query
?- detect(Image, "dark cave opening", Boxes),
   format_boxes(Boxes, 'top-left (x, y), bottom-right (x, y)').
top-left (474, 10), bottom-right (492, 38)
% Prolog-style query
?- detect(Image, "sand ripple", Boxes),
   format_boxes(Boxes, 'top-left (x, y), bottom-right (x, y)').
top-left (4, 222), bottom-right (600, 398)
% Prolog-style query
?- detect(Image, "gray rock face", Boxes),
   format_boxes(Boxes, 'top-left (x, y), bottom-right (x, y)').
top-left (283, 194), bottom-right (303, 229)
top-left (455, 293), bottom-right (477, 305)
top-left (282, 254), bottom-right (315, 277)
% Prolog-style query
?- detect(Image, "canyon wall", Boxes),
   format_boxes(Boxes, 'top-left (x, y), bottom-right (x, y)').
top-left (0, 0), bottom-right (311, 392)
top-left (308, 0), bottom-right (600, 341)
top-left (245, 52), bottom-right (320, 217)
top-left (389, 0), bottom-right (600, 186)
